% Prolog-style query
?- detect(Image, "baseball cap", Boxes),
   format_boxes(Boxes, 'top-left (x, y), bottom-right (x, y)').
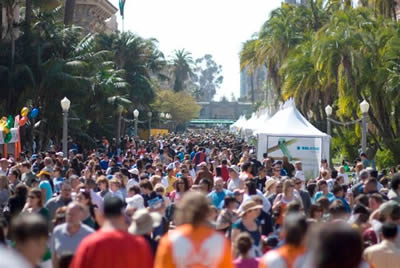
top-left (56, 152), bottom-right (64, 157)
top-left (129, 168), bottom-right (139, 175)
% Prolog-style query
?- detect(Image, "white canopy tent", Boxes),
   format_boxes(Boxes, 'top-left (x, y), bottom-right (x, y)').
top-left (230, 115), bottom-right (247, 134)
top-left (255, 99), bottom-right (330, 179)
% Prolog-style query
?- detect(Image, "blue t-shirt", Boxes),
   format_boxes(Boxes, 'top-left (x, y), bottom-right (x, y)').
top-left (314, 191), bottom-right (335, 203)
top-left (39, 180), bottom-right (53, 202)
top-left (334, 197), bottom-right (351, 213)
top-left (100, 160), bottom-right (109, 170)
top-left (53, 177), bottom-right (65, 193)
top-left (208, 189), bottom-right (231, 208)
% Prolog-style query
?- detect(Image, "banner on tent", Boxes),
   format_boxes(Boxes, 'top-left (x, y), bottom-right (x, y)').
top-left (266, 136), bottom-right (322, 179)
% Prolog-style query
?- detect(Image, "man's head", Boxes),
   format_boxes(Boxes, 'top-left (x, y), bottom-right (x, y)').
top-left (359, 169), bottom-right (369, 182)
top-left (0, 158), bottom-right (8, 170)
top-left (281, 213), bottom-right (308, 246)
top-left (363, 178), bottom-right (378, 193)
top-left (391, 174), bottom-right (400, 192)
top-left (214, 177), bottom-right (224, 192)
top-left (60, 182), bottom-right (72, 200)
top-left (295, 161), bottom-right (302, 170)
top-left (382, 222), bottom-right (398, 241)
top-left (317, 180), bottom-right (328, 193)
top-left (10, 214), bottom-right (49, 266)
top-left (332, 184), bottom-right (344, 198)
top-left (368, 193), bottom-right (383, 212)
top-left (228, 165), bottom-right (240, 179)
top-left (66, 202), bottom-right (84, 226)
top-left (174, 191), bottom-right (210, 227)
top-left (329, 200), bottom-right (348, 221)
top-left (103, 196), bottom-right (125, 219)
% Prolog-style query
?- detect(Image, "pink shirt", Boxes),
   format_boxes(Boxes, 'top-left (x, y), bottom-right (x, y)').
top-left (233, 257), bottom-right (259, 268)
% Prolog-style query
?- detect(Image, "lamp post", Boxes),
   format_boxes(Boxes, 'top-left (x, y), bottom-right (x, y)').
top-left (133, 109), bottom-right (139, 137)
top-left (166, 113), bottom-right (172, 131)
top-left (324, 105), bottom-right (333, 168)
top-left (159, 112), bottom-right (165, 128)
top-left (147, 111), bottom-right (152, 140)
top-left (60, 97), bottom-right (70, 157)
top-left (360, 100), bottom-right (370, 153)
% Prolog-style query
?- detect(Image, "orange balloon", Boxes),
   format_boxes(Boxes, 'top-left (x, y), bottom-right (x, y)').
top-left (19, 116), bottom-right (27, 126)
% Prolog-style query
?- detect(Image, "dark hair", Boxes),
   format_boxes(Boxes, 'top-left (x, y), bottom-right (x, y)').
top-left (241, 162), bottom-right (252, 172)
top-left (307, 183), bottom-right (317, 198)
top-left (391, 205), bottom-right (400, 222)
top-left (391, 174), bottom-right (400, 190)
top-left (223, 196), bottom-right (237, 208)
top-left (245, 180), bottom-right (257, 195)
top-left (353, 204), bottom-right (370, 216)
top-left (310, 204), bottom-right (323, 218)
top-left (234, 233), bottom-right (253, 256)
top-left (312, 224), bottom-right (363, 268)
top-left (103, 197), bottom-right (124, 218)
top-left (369, 193), bottom-right (384, 205)
top-left (329, 200), bottom-right (347, 218)
top-left (139, 180), bottom-right (153, 191)
top-left (355, 194), bottom-right (369, 207)
top-left (283, 213), bottom-right (308, 246)
top-left (175, 178), bottom-right (190, 192)
top-left (10, 214), bottom-right (48, 242)
top-left (286, 201), bottom-right (302, 214)
top-left (199, 179), bottom-right (212, 192)
top-left (128, 185), bottom-right (141, 195)
top-left (331, 169), bottom-right (338, 179)
top-left (382, 223), bottom-right (398, 239)
top-left (332, 184), bottom-right (343, 195)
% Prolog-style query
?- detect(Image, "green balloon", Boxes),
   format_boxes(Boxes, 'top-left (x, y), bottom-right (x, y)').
top-left (4, 132), bottom-right (11, 143)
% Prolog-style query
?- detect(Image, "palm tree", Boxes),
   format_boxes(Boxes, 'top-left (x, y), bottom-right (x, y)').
top-left (64, 0), bottom-right (76, 25)
top-left (171, 49), bottom-right (194, 92)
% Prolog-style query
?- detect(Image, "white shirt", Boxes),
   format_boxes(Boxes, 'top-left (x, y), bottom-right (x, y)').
top-left (90, 189), bottom-right (104, 211)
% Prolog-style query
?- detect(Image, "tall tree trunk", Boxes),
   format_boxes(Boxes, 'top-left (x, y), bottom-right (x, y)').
top-left (250, 73), bottom-right (255, 105)
top-left (24, 0), bottom-right (32, 63)
top-left (64, 0), bottom-right (76, 26)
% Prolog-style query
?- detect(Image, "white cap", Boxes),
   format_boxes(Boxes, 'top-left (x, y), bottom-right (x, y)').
top-left (295, 170), bottom-right (305, 181)
top-left (129, 168), bottom-right (139, 175)
top-left (56, 152), bottom-right (64, 157)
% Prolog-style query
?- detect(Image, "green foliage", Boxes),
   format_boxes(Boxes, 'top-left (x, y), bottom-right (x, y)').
top-left (376, 148), bottom-right (396, 170)
top-left (240, 0), bottom-right (400, 164)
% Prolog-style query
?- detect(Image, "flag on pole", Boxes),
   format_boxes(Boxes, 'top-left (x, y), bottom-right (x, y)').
top-left (119, 0), bottom-right (126, 17)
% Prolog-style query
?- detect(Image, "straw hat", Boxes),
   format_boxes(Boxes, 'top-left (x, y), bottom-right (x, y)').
top-left (128, 209), bottom-right (162, 235)
top-left (239, 200), bottom-right (263, 217)
top-left (264, 179), bottom-right (277, 192)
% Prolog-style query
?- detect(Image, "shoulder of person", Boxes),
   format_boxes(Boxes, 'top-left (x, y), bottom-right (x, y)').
top-left (81, 223), bottom-right (95, 233)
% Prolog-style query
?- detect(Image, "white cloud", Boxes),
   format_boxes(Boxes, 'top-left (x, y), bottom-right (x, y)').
top-left (109, 0), bottom-right (281, 100)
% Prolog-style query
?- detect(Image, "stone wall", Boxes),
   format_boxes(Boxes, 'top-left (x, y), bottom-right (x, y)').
top-left (74, 0), bottom-right (118, 33)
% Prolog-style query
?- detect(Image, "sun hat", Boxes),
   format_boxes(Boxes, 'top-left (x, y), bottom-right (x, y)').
top-left (37, 170), bottom-right (51, 177)
top-left (228, 165), bottom-right (240, 175)
top-left (128, 168), bottom-right (139, 175)
top-left (265, 179), bottom-right (278, 191)
top-left (128, 209), bottom-right (162, 235)
top-left (239, 200), bottom-right (263, 217)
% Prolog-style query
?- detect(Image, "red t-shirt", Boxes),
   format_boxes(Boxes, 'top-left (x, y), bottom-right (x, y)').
top-left (220, 165), bottom-right (229, 182)
top-left (70, 230), bottom-right (153, 268)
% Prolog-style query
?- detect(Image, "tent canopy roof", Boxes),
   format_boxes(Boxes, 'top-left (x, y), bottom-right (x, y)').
top-left (255, 100), bottom-right (328, 137)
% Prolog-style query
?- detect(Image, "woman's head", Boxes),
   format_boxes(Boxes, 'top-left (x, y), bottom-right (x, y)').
top-left (76, 190), bottom-right (92, 207)
top-left (174, 192), bottom-right (210, 227)
top-left (28, 188), bottom-right (43, 208)
top-left (310, 204), bottom-right (323, 220)
top-left (245, 180), bottom-right (257, 195)
top-left (150, 175), bottom-right (162, 187)
top-left (109, 178), bottom-right (121, 192)
top-left (283, 179), bottom-right (295, 196)
top-left (175, 178), bottom-right (189, 192)
top-left (234, 232), bottom-right (253, 257)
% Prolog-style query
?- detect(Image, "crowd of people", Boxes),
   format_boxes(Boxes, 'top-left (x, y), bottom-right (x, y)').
top-left (0, 129), bottom-right (399, 268)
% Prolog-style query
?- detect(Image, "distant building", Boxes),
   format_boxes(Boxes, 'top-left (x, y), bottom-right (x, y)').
top-left (74, 0), bottom-right (118, 34)
top-left (197, 100), bottom-right (252, 120)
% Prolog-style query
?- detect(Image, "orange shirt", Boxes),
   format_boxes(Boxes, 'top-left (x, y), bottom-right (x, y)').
top-left (259, 244), bottom-right (305, 268)
top-left (154, 224), bottom-right (234, 268)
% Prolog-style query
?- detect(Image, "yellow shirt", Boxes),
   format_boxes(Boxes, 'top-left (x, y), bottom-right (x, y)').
top-left (166, 176), bottom-right (177, 194)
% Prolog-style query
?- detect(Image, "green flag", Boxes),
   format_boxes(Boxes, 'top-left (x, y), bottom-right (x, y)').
top-left (119, 0), bottom-right (126, 17)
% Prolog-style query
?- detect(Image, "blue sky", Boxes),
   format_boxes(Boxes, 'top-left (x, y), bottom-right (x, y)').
top-left (109, 0), bottom-right (282, 100)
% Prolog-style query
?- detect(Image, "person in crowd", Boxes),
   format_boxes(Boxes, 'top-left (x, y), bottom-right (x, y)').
top-left (75, 190), bottom-right (100, 229)
top-left (51, 202), bottom-right (94, 268)
top-left (0, 158), bottom-right (9, 176)
top-left (231, 200), bottom-right (263, 257)
top-left (0, 175), bottom-right (9, 208)
top-left (129, 208), bottom-right (162, 256)
top-left (332, 184), bottom-right (351, 213)
top-left (155, 192), bottom-right (233, 268)
top-left (310, 203), bottom-right (324, 222)
top-left (282, 156), bottom-right (295, 177)
top-left (164, 165), bottom-right (177, 195)
top-left (70, 197), bottom-right (154, 268)
top-left (259, 213), bottom-right (308, 268)
top-left (388, 174), bottom-right (400, 202)
top-left (273, 179), bottom-right (302, 226)
top-left (363, 222), bottom-right (400, 268)
top-left (304, 223), bottom-right (367, 268)
top-left (19, 161), bottom-right (37, 188)
top-left (37, 170), bottom-right (54, 203)
top-left (10, 213), bottom-right (49, 268)
top-left (5, 183), bottom-right (28, 222)
top-left (22, 188), bottom-right (49, 223)
top-left (45, 182), bottom-right (73, 226)
top-left (169, 177), bottom-right (189, 203)
top-left (96, 176), bottom-right (110, 198)
top-left (108, 178), bottom-right (124, 201)
top-left (233, 233), bottom-right (259, 268)
top-left (294, 177), bottom-right (311, 215)
top-left (216, 196), bottom-right (239, 236)
top-left (8, 169), bottom-right (21, 194)
top-left (227, 165), bottom-right (241, 192)
top-left (208, 177), bottom-right (232, 208)
top-left (314, 180), bottom-right (335, 203)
